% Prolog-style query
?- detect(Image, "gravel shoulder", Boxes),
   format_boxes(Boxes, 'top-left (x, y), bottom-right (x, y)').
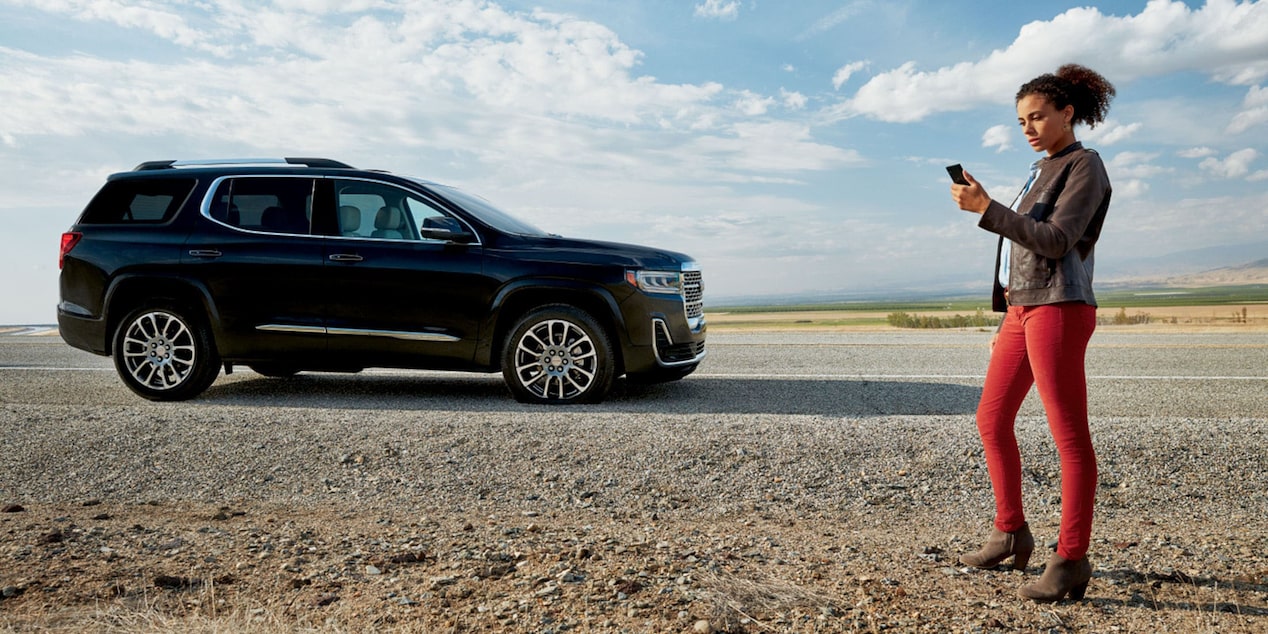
top-left (1, 331), bottom-right (1266, 632)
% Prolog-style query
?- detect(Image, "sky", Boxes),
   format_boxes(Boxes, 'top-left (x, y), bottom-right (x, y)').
top-left (2, 0), bottom-right (1267, 324)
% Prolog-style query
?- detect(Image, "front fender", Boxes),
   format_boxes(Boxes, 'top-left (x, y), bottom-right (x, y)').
top-left (474, 278), bottom-right (630, 368)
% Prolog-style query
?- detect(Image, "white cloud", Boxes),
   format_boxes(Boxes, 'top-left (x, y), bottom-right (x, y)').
top-left (0, 2), bottom-right (735, 146)
top-left (781, 89), bottom-right (808, 110)
top-left (1108, 151), bottom-right (1169, 180)
top-left (1212, 60), bottom-right (1268, 86)
top-left (1227, 107), bottom-right (1268, 133)
top-left (1114, 179), bottom-right (1150, 199)
top-left (1177, 146), bottom-right (1218, 159)
top-left (1082, 120), bottom-right (1141, 145)
top-left (694, 0), bottom-right (740, 21)
top-left (798, 1), bottom-right (872, 41)
top-left (5, 0), bottom-right (214, 50)
top-left (1249, 170), bottom-right (1268, 182)
top-left (1103, 190), bottom-right (1268, 260)
top-left (831, 60), bottom-right (868, 90)
top-left (733, 90), bottom-right (776, 116)
top-left (1243, 84), bottom-right (1268, 108)
top-left (1228, 85), bottom-right (1268, 133)
top-left (838, 0), bottom-right (1268, 122)
top-left (685, 122), bottom-right (863, 173)
top-left (981, 124), bottom-right (1012, 153)
top-left (1199, 148), bottom-right (1259, 179)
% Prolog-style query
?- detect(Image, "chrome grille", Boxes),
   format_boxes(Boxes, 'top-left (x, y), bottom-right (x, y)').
top-left (682, 270), bottom-right (703, 319)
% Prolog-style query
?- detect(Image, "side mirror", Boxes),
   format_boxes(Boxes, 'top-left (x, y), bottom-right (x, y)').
top-left (420, 216), bottom-right (476, 243)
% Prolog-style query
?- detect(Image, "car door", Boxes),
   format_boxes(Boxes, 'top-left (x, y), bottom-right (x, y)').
top-left (321, 178), bottom-right (491, 366)
top-left (182, 176), bottom-right (327, 360)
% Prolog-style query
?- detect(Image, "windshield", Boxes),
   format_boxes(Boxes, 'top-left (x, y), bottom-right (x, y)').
top-left (415, 180), bottom-right (548, 236)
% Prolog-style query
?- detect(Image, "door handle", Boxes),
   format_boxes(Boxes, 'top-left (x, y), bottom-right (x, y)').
top-left (188, 249), bottom-right (222, 258)
top-left (328, 254), bottom-right (364, 262)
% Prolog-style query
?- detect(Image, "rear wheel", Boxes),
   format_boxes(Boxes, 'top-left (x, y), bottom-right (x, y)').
top-left (502, 305), bottom-right (614, 404)
top-left (113, 304), bottom-right (220, 401)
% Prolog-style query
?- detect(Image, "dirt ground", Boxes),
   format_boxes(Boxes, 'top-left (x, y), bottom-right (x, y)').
top-left (2, 500), bottom-right (1266, 633)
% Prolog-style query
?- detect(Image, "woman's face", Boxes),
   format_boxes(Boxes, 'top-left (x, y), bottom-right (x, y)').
top-left (1016, 93), bottom-right (1075, 155)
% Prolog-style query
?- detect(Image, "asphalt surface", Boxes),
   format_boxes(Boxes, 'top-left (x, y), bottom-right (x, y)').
top-left (1, 329), bottom-right (1265, 417)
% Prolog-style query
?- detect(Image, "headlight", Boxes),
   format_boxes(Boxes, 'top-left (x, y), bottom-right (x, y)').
top-left (625, 269), bottom-right (682, 294)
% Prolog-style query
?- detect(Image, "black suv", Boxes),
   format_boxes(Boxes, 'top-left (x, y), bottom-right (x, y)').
top-left (58, 158), bottom-right (705, 404)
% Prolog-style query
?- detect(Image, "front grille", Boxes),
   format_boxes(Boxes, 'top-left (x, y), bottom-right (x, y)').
top-left (682, 270), bottom-right (703, 319)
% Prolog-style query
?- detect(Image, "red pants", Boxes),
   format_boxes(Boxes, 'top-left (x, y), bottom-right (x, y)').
top-left (976, 302), bottom-right (1098, 561)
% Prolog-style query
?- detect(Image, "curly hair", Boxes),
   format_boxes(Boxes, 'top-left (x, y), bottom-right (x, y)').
top-left (1016, 64), bottom-right (1116, 129)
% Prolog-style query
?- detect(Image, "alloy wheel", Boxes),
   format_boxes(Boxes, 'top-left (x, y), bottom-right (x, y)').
top-left (119, 310), bottom-right (199, 390)
top-left (511, 318), bottom-right (600, 401)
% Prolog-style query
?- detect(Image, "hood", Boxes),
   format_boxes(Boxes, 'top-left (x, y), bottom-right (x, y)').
top-left (498, 234), bottom-right (695, 270)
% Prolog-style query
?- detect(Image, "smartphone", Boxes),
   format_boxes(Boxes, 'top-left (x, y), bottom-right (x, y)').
top-left (946, 163), bottom-right (969, 186)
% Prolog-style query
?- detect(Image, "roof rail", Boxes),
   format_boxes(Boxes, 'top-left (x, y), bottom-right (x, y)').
top-left (132, 157), bottom-right (355, 171)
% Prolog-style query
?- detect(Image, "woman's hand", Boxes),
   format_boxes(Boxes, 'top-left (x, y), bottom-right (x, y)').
top-left (950, 169), bottom-right (991, 215)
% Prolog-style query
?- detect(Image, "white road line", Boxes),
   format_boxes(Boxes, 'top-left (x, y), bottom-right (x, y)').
top-left (0, 327), bottom-right (60, 336)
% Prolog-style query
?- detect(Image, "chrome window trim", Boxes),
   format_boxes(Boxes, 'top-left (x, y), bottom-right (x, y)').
top-left (198, 174), bottom-right (319, 238)
top-left (196, 174), bottom-right (483, 245)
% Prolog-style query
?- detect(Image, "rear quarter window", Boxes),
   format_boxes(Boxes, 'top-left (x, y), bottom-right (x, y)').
top-left (79, 178), bottom-right (196, 224)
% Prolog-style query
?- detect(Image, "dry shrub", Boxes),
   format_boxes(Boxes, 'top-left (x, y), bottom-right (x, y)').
top-left (695, 569), bottom-right (839, 632)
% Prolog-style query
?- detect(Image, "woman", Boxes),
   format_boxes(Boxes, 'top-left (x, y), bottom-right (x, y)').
top-left (950, 64), bottom-right (1115, 602)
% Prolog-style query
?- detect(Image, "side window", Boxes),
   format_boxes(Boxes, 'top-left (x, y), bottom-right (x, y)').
top-left (80, 178), bottom-right (195, 224)
top-left (208, 177), bottom-right (314, 235)
top-left (405, 198), bottom-right (457, 241)
top-left (332, 180), bottom-right (459, 243)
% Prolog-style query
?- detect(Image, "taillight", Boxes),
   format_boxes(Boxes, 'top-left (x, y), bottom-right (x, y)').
top-left (59, 232), bottom-right (82, 270)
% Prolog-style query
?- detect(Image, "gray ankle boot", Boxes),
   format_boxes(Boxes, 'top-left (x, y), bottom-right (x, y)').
top-left (960, 522), bottom-right (1034, 571)
top-left (1018, 553), bottom-right (1092, 602)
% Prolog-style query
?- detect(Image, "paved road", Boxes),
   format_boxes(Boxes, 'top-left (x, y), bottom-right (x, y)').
top-left (1, 330), bottom-right (1265, 417)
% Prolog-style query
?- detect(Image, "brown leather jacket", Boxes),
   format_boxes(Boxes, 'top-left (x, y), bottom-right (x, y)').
top-left (979, 142), bottom-right (1112, 312)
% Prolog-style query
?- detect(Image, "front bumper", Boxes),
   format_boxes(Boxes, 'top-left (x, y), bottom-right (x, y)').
top-left (651, 317), bottom-right (706, 366)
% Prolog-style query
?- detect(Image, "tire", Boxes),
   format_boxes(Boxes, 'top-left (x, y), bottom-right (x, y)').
top-left (248, 364), bottom-right (300, 378)
top-left (112, 304), bottom-right (220, 401)
top-left (625, 363), bottom-right (698, 385)
top-left (501, 305), bottom-right (615, 404)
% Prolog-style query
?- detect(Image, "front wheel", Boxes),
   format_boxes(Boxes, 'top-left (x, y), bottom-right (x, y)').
top-left (501, 305), bottom-right (615, 404)
top-left (112, 304), bottom-right (220, 401)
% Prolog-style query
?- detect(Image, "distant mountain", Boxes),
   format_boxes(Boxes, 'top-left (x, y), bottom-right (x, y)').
top-left (1099, 240), bottom-right (1268, 281)
top-left (1156, 258), bottom-right (1268, 286)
